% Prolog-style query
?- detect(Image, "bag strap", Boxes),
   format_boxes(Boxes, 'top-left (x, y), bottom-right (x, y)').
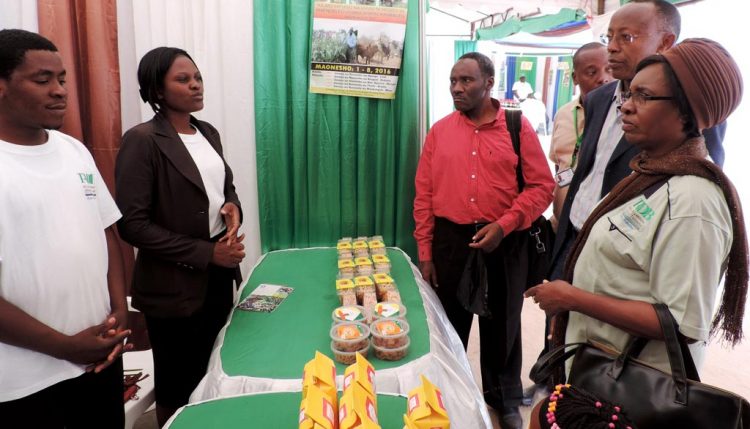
top-left (653, 303), bottom-right (700, 404)
top-left (611, 304), bottom-right (699, 405)
top-left (529, 341), bottom-right (589, 384)
top-left (505, 108), bottom-right (525, 192)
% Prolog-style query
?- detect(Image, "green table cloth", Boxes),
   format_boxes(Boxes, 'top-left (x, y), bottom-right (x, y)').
top-left (221, 248), bottom-right (428, 376)
top-left (167, 392), bottom-right (407, 428)
top-left (191, 247), bottom-right (492, 428)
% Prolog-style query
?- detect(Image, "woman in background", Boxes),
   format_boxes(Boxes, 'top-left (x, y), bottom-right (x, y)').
top-left (116, 47), bottom-right (245, 426)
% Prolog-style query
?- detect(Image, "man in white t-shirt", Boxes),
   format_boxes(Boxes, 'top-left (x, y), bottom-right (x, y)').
top-left (0, 29), bottom-right (131, 427)
top-left (512, 75), bottom-right (533, 101)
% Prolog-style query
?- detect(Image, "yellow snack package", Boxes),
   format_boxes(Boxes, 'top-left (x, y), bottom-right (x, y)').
top-left (354, 276), bottom-right (374, 287)
top-left (371, 254), bottom-right (390, 264)
top-left (353, 240), bottom-right (368, 250)
top-left (300, 384), bottom-right (337, 429)
top-left (354, 257), bottom-right (373, 267)
top-left (338, 259), bottom-right (356, 270)
top-left (339, 383), bottom-right (380, 429)
top-left (337, 241), bottom-right (353, 251)
top-left (302, 351), bottom-right (338, 409)
top-left (336, 279), bottom-right (355, 290)
top-left (405, 375), bottom-right (450, 428)
top-left (343, 353), bottom-right (376, 401)
top-left (402, 413), bottom-right (418, 429)
top-left (372, 273), bottom-right (394, 286)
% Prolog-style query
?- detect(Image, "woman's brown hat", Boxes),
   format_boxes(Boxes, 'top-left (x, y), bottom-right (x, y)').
top-left (662, 38), bottom-right (743, 131)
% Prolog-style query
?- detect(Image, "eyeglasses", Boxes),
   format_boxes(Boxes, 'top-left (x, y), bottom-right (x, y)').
top-left (621, 91), bottom-right (675, 106)
top-left (600, 33), bottom-right (640, 45)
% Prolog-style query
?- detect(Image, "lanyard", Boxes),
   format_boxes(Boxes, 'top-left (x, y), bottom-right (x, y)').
top-left (570, 105), bottom-right (583, 169)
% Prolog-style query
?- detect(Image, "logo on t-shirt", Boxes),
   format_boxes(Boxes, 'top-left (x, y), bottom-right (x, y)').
top-left (78, 172), bottom-right (96, 200)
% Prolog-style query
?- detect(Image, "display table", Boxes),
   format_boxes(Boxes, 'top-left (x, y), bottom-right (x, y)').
top-left (191, 247), bottom-right (492, 427)
top-left (166, 392), bottom-right (406, 428)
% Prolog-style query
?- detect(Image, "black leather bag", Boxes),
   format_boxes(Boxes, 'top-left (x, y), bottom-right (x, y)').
top-left (505, 108), bottom-right (554, 289)
top-left (456, 248), bottom-right (492, 318)
top-left (530, 304), bottom-right (750, 428)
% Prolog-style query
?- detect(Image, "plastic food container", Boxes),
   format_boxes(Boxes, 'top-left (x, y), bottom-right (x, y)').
top-left (375, 282), bottom-right (398, 301)
top-left (371, 301), bottom-right (407, 321)
top-left (372, 337), bottom-right (410, 361)
top-left (332, 305), bottom-right (368, 324)
top-left (337, 288), bottom-right (357, 305)
top-left (372, 254), bottom-right (391, 272)
top-left (330, 322), bottom-right (370, 352)
top-left (370, 318), bottom-right (410, 349)
top-left (384, 289), bottom-right (401, 303)
top-left (331, 340), bottom-right (370, 365)
top-left (338, 259), bottom-right (355, 278)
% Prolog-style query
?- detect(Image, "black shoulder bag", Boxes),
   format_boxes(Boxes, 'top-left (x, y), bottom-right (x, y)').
top-left (505, 108), bottom-right (554, 289)
top-left (530, 303), bottom-right (750, 428)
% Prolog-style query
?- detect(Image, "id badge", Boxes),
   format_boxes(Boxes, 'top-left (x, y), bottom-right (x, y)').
top-left (555, 168), bottom-right (574, 187)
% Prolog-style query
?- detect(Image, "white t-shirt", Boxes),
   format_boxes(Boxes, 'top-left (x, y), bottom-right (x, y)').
top-left (0, 130), bottom-right (121, 401)
top-left (566, 175), bottom-right (731, 375)
top-left (179, 129), bottom-right (227, 237)
top-left (512, 80), bottom-right (533, 100)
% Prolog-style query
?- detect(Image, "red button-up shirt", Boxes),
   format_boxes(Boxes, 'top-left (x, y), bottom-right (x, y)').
top-left (413, 101), bottom-right (555, 261)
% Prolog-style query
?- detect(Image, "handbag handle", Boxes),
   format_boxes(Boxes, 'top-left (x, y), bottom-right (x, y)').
top-left (611, 304), bottom-right (700, 405)
top-left (529, 341), bottom-right (589, 384)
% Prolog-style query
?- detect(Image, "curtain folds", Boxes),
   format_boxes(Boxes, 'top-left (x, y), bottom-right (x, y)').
top-left (254, 0), bottom-right (421, 259)
top-left (37, 0), bottom-right (135, 287)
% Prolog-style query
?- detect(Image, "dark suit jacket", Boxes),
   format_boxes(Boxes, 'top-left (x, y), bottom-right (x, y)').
top-left (549, 80), bottom-right (726, 279)
top-left (116, 114), bottom-right (242, 317)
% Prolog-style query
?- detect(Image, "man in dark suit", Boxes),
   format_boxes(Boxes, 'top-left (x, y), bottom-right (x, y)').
top-left (549, 0), bottom-right (726, 280)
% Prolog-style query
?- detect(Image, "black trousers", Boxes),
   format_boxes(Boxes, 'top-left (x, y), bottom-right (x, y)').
top-left (0, 357), bottom-right (124, 429)
top-left (432, 217), bottom-right (524, 409)
top-left (145, 262), bottom-right (235, 409)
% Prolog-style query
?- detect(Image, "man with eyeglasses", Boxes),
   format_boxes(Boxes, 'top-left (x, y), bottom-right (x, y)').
top-left (547, 0), bottom-right (726, 282)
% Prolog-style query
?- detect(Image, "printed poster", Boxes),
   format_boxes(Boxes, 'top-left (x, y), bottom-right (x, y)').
top-left (309, 0), bottom-right (408, 100)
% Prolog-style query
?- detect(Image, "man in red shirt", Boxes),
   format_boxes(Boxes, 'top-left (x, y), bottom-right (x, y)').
top-left (413, 52), bottom-right (554, 428)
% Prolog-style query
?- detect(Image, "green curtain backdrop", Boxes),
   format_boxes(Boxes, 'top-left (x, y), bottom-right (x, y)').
top-left (254, 0), bottom-right (421, 259)
top-left (454, 40), bottom-right (477, 62)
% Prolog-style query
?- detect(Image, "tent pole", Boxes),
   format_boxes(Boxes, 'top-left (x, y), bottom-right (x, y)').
top-left (419, 0), bottom-right (427, 147)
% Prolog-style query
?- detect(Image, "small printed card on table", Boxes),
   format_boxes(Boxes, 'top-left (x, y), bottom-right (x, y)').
top-left (237, 284), bottom-right (294, 313)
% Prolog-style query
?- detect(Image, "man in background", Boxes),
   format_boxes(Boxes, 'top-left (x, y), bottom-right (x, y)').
top-left (512, 75), bottom-right (534, 101)
top-left (549, 0), bottom-right (726, 281)
top-left (548, 43), bottom-right (612, 229)
top-left (414, 52), bottom-right (553, 429)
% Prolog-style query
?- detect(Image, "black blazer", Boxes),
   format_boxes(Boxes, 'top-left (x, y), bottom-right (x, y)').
top-left (116, 114), bottom-right (242, 317)
top-left (549, 81), bottom-right (726, 278)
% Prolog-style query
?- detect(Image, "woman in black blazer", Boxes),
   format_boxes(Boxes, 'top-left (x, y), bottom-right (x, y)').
top-left (115, 47), bottom-right (245, 426)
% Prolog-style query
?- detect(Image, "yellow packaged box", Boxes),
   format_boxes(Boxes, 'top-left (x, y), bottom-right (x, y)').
top-left (404, 375), bottom-right (450, 428)
top-left (299, 384), bottom-right (338, 429)
top-left (339, 259), bottom-right (355, 278)
top-left (353, 240), bottom-right (370, 258)
top-left (336, 278), bottom-right (355, 290)
top-left (354, 257), bottom-right (374, 276)
top-left (367, 240), bottom-right (386, 255)
top-left (343, 353), bottom-right (376, 400)
top-left (337, 241), bottom-right (353, 251)
top-left (354, 276), bottom-right (376, 303)
top-left (302, 351), bottom-right (337, 408)
top-left (339, 383), bottom-right (381, 429)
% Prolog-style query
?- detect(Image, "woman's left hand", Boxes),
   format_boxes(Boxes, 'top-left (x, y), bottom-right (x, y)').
top-left (524, 280), bottom-right (578, 316)
top-left (219, 202), bottom-right (241, 246)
